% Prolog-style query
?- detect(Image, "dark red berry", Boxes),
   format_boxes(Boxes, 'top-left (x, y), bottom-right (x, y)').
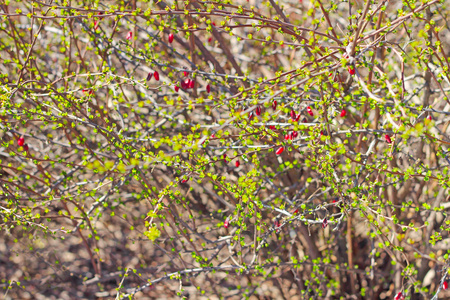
top-left (248, 112), bottom-right (254, 120)
top-left (208, 37), bottom-right (213, 43)
top-left (255, 106), bottom-right (262, 116)
top-left (235, 160), bottom-right (240, 167)
top-left (146, 72), bottom-right (153, 81)
top-left (385, 134), bottom-right (392, 144)
top-left (292, 131), bottom-right (298, 138)
top-left (223, 153), bottom-right (227, 161)
top-left (206, 84), bottom-right (211, 93)
top-left (322, 218), bottom-right (328, 229)
top-left (181, 79), bottom-right (189, 90)
top-left (340, 109), bottom-right (347, 117)
top-left (276, 146), bottom-right (284, 155)
top-left (290, 110), bottom-right (296, 120)
top-left (23, 144), bottom-right (29, 151)
top-left (348, 66), bottom-right (355, 75)
top-left (168, 33), bottom-right (174, 43)
top-left (18, 137), bottom-right (25, 146)
top-left (272, 100), bottom-right (277, 110)
top-left (307, 106), bottom-right (313, 116)
top-left (154, 71), bottom-right (160, 81)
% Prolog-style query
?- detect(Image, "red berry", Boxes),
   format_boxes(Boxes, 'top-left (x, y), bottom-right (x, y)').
top-left (274, 219), bottom-right (280, 228)
top-left (181, 79), bottom-right (189, 90)
top-left (94, 20), bottom-right (99, 30)
top-left (248, 112), bottom-right (254, 120)
top-left (274, 219), bottom-right (281, 233)
top-left (18, 137), bottom-right (25, 146)
top-left (223, 153), bottom-right (227, 161)
top-left (235, 160), bottom-right (240, 167)
top-left (269, 125), bottom-right (275, 130)
top-left (285, 134), bottom-right (291, 140)
top-left (168, 33), bottom-right (174, 43)
top-left (292, 209), bottom-right (299, 215)
top-left (174, 85), bottom-right (179, 92)
top-left (348, 66), bottom-right (355, 75)
top-left (154, 71), bottom-right (160, 81)
top-left (126, 31), bottom-right (133, 41)
top-left (394, 292), bottom-right (405, 300)
top-left (208, 37), bottom-right (213, 43)
top-left (290, 110), bottom-right (296, 120)
top-left (295, 114), bottom-right (301, 122)
top-left (181, 178), bottom-right (188, 183)
top-left (184, 71), bottom-right (188, 77)
top-left (146, 72), bottom-right (153, 81)
top-left (292, 131), bottom-right (298, 138)
top-left (206, 84), bottom-right (211, 93)
top-left (427, 115), bottom-right (432, 121)
top-left (340, 109), bottom-right (347, 117)
top-left (189, 80), bottom-right (195, 89)
top-left (255, 106), bottom-right (262, 116)
top-left (444, 282), bottom-right (448, 290)
top-left (224, 218), bottom-right (229, 228)
top-left (23, 144), bottom-right (29, 151)
top-left (307, 106), bottom-right (313, 116)
top-left (276, 146), bottom-right (284, 155)
top-left (272, 100), bottom-right (277, 110)
top-left (385, 134), bottom-right (392, 144)
top-left (322, 218), bottom-right (328, 229)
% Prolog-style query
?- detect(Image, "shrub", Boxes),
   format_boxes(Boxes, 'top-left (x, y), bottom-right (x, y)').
top-left (1, 0), bottom-right (450, 299)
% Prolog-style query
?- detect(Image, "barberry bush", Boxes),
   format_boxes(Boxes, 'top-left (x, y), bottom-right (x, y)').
top-left (2, 0), bottom-right (450, 299)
